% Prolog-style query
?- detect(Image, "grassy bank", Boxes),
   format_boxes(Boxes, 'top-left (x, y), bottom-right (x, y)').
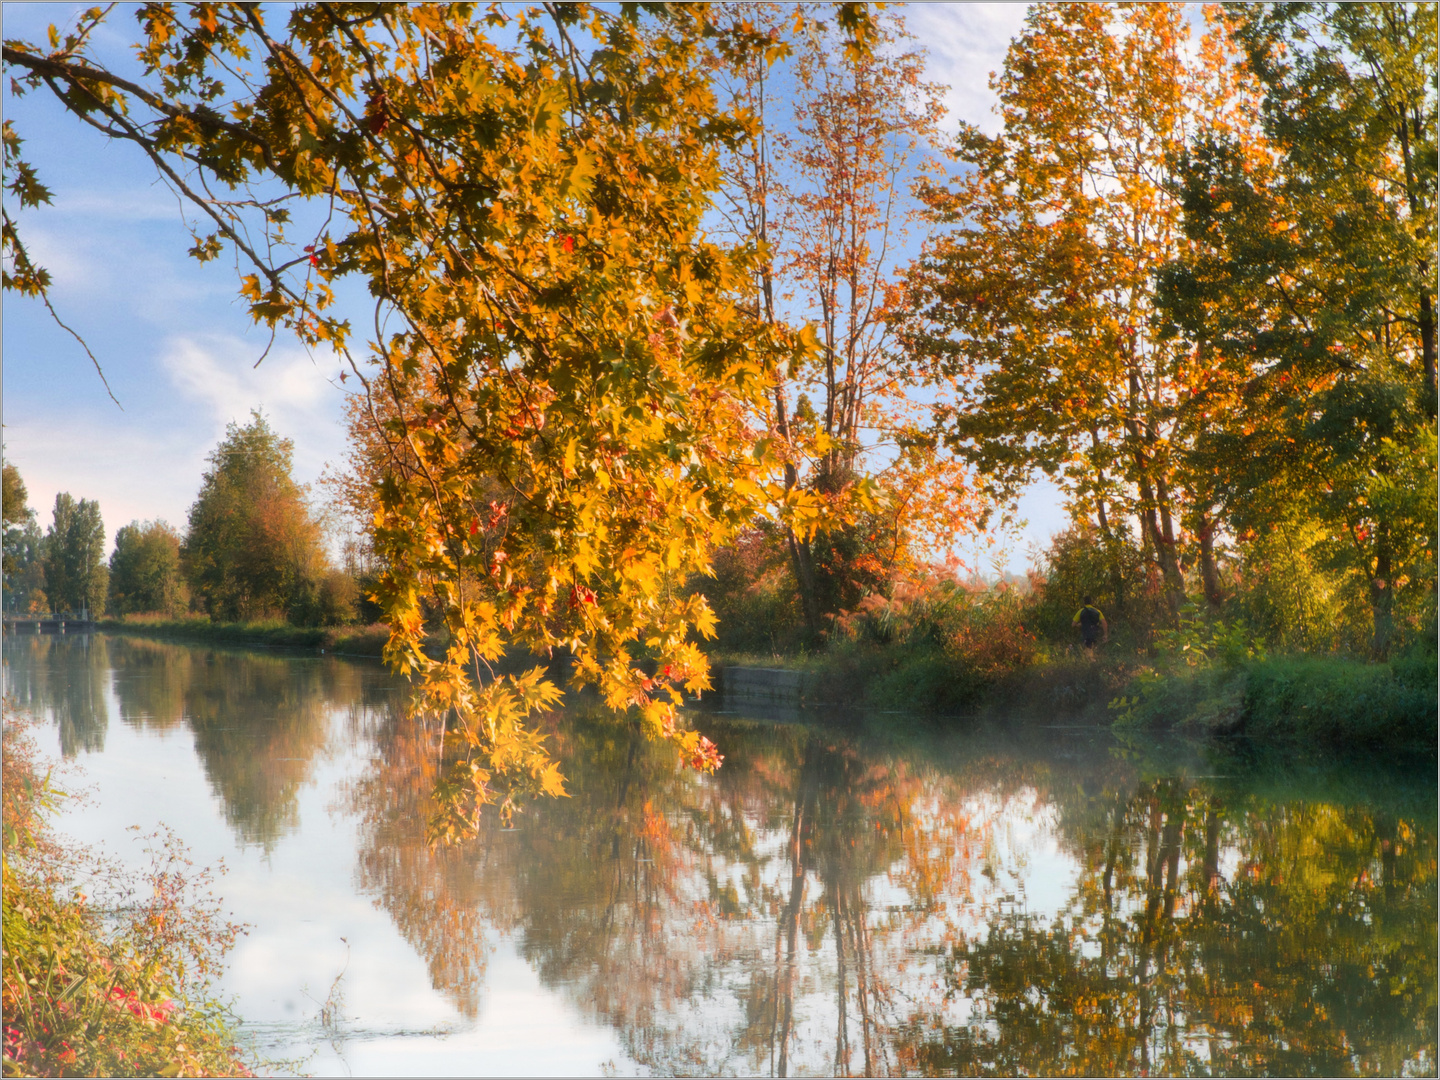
top-left (1112, 646), bottom-right (1438, 754)
top-left (706, 640), bottom-right (1437, 755)
top-left (1, 709), bottom-right (256, 1077)
top-left (95, 614), bottom-right (392, 658)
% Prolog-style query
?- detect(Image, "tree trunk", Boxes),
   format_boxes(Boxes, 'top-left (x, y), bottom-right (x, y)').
top-left (787, 528), bottom-right (823, 638)
top-left (1137, 471), bottom-right (1185, 613)
top-left (1419, 285), bottom-right (1436, 418)
top-left (1096, 498), bottom-right (1127, 615)
top-left (1369, 523), bottom-right (1394, 658)
top-left (1125, 394), bottom-right (1184, 612)
top-left (1397, 104), bottom-right (1437, 418)
top-left (1091, 431), bottom-right (1128, 615)
top-left (1196, 510), bottom-right (1224, 608)
top-left (773, 387), bottom-right (824, 637)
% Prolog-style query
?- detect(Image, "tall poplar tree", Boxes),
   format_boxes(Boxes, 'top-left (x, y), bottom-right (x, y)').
top-left (2, 462), bottom-right (46, 612)
top-left (43, 492), bottom-right (107, 615)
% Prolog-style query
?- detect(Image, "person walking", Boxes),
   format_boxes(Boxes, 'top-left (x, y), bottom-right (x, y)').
top-left (1072, 596), bottom-right (1108, 658)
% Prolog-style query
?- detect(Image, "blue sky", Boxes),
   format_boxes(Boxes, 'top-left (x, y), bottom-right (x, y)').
top-left (1, 2), bottom-right (1064, 572)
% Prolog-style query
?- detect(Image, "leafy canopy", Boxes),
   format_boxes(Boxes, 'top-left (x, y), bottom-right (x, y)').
top-left (1, 3), bottom-right (881, 836)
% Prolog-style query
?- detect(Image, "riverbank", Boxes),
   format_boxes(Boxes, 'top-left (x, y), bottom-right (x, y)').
top-left (93, 615), bottom-right (392, 658)
top-left (88, 617), bottom-right (1437, 756)
top-left (1111, 647), bottom-right (1438, 754)
top-left (708, 641), bottom-right (1438, 756)
top-left (1, 710), bottom-right (256, 1077)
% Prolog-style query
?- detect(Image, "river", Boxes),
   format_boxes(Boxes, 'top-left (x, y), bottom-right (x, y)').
top-left (2, 632), bottom-right (1434, 1076)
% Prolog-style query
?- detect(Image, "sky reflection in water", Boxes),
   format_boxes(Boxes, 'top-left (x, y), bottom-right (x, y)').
top-left (3, 633), bottom-right (1434, 1077)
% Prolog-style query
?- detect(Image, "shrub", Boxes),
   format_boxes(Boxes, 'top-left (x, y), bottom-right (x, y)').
top-left (1112, 643), bottom-right (1437, 754)
top-left (1, 708), bottom-right (254, 1077)
top-left (832, 572), bottom-right (1038, 713)
top-left (691, 527), bottom-right (806, 655)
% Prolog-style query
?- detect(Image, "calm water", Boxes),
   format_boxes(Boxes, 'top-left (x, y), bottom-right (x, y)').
top-left (2, 633), bottom-right (1435, 1077)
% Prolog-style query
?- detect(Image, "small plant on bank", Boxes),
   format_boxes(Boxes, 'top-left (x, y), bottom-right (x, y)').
top-left (1, 708), bottom-right (254, 1077)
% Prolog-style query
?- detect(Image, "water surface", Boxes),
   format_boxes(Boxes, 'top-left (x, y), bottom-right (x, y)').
top-left (3, 633), bottom-right (1434, 1076)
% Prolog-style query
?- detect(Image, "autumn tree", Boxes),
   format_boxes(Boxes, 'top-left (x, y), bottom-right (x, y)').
top-left (2, 4), bottom-right (882, 834)
top-left (1, 462), bottom-right (46, 613)
top-left (3, 462), bottom-right (33, 579)
top-left (707, 4), bottom-right (975, 633)
top-left (1157, 1), bottom-right (1438, 654)
top-left (43, 492), bottom-right (107, 616)
top-left (109, 519), bottom-right (188, 617)
top-left (2, 463), bottom-right (27, 548)
top-left (901, 3), bottom-right (1258, 614)
top-left (183, 412), bottom-right (328, 624)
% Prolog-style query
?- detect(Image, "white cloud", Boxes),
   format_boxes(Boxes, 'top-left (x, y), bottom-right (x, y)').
top-left (909, 3), bottom-right (1032, 139)
top-left (159, 333), bottom-right (351, 484)
top-left (55, 187), bottom-right (185, 223)
top-left (3, 334), bottom-right (352, 552)
top-left (18, 222), bottom-right (110, 294)
top-left (2, 417), bottom-right (206, 548)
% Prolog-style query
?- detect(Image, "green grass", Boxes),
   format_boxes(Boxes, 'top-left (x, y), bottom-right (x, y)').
top-left (705, 632), bottom-right (1435, 760)
top-left (95, 615), bottom-right (392, 657)
top-left (1113, 646), bottom-right (1437, 755)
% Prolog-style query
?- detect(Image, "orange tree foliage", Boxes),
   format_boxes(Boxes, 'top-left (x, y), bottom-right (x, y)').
top-left (706, 4), bottom-right (980, 632)
top-left (1, 4), bottom-right (877, 838)
top-left (900, 3), bottom-right (1261, 611)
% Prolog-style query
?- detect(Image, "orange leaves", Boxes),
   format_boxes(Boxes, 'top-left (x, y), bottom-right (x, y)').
top-left (7, 2), bottom-right (914, 839)
top-left (688, 734), bottom-right (724, 772)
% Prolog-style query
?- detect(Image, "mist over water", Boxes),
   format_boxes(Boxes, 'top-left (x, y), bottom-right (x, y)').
top-left (3, 633), bottom-right (1434, 1077)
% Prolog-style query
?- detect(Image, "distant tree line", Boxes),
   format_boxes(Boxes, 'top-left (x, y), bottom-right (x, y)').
top-left (2, 412), bottom-right (364, 626)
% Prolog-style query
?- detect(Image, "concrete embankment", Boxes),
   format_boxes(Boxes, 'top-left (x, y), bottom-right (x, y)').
top-left (711, 665), bottom-right (823, 703)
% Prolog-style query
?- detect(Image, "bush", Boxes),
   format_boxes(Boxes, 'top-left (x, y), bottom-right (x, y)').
top-left (1112, 642), bottom-right (1437, 754)
top-left (315, 570), bottom-right (359, 626)
top-left (830, 573), bottom-right (1039, 713)
top-left (1, 709), bottom-right (254, 1077)
top-left (692, 527), bottom-right (807, 655)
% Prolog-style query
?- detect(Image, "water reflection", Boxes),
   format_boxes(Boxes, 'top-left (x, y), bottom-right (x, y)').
top-left (3, 632), bottom-right (112, 755)
top-left (2, 634), bottom-right (400, 851)
top-left (348, 701), bottom-right (1436, 1077)
top-left (3, 635), bottom-right (1433, 1075)
top-left (346, 702), bottom-right (493, 1019)
top-left (898, 767), bottom-right (1437, 1077)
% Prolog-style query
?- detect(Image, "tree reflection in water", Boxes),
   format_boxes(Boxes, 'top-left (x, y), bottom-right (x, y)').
top-left (348, 704), bottom-right (1434, 1077)
top-left (8, 637), bottom-right (1430, 1075)
top-left (895, 768), bottom-right (1437, 1077)
top-left (3, 633), bottom-right (112, 755)
top-left (4, 634), bottom-right (397, 851)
